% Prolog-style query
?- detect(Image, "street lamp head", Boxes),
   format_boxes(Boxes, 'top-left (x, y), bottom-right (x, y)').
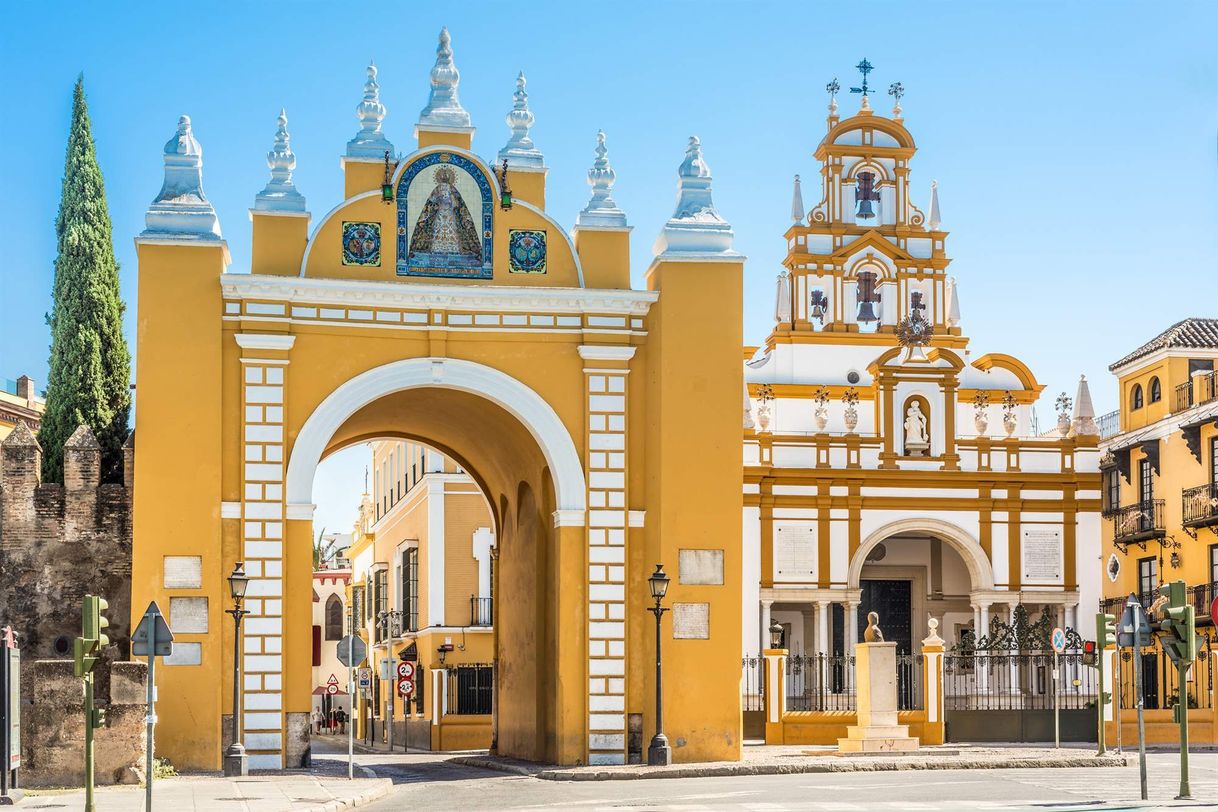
top-left (648, 564), bottom-right (670, 601)
top-left (769, 620), bottom-right (784, 649)
top-left (228, 562), bottom-right (250, 602)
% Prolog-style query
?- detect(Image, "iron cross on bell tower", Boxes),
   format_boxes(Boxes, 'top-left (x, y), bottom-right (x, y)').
top-left (849, 58), bottom-right (874, 98)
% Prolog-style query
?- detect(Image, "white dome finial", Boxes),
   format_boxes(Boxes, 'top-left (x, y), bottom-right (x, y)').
top-left (347, 61), bottom-right (394, 159)
top-left (791, 174), bottom-right (805, 224)
top-left (497, 71), bottom-right (544, 170)
top-left (255, 109), bottom-right (306, 213)
top-left (577, 130), bottom-right (627, 228)
top-left (653, 136), bottom-right (738, 257)
top-left (418, 26), bottom-right (472, 131)
top-left (142, 114), bottom-right (221, 239)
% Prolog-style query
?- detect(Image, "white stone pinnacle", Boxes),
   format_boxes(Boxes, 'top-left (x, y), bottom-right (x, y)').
top-left (576, 130), bottom-right (627, 228)
top-left (255, 109), bottom-right (306, 213)
top-left (142, 115), bottom-right (222, 239)
top-left (774, 271), bottom-right (792, 324)
top-left (497, 71), bottom-right (544, 170)
top-left (418, 27), bottom-right (472, 131)
top-left (928, 180), bottom-right (942, 230)
top-left (347, 61), bottom-right (394, 159)
top-left (1071, 374), bottom-right (1099, 437)
top-left (653, 136), bottom-right (738, 257)
top-left (791, 174), bottom-right (805, 224)
top-left (946, 276), bottom-right (961, 328)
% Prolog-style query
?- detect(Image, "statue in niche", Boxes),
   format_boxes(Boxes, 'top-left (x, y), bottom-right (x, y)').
top-left (409, 165), bottom-right (482, 263)
top-left (864, 611), bottom-right (884, 643)
top-left (903, 401), bottom-right (929, 456)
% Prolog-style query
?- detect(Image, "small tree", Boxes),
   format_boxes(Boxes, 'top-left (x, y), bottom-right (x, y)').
top-left (39, 76), bottom-right (131, 483)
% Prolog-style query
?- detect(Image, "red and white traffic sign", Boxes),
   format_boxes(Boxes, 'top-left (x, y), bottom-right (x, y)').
top-left (1051, 627), bottom-right (1067, 654)
top-left (326, 684), bottom-right (338, 695)
top-left (397, 661), bottom-right (415, 680)
top-left (397, 678), bottom-right (415, 697)
top-left (1210, 594), bottom-right (1218, 629)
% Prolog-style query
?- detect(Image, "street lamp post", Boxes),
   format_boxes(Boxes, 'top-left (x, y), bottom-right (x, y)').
top-left (646, 564), bottom-right (671, 767)
top-left (224, 563), bottom-right (251, 777)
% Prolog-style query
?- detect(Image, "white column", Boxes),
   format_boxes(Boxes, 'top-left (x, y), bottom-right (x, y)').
top-left (760, 600), bottom-right (773, 653)
top-left (1006, 602), bottom-right (1020, 695)
top-left (846, 600), bottom-right (859, 651)
top-left (816, 600), bottom-right (831, 656)
top-left (977, 601), bottom-right (992, 693)
top-left (1065, 602), bottom-right (1078, 633)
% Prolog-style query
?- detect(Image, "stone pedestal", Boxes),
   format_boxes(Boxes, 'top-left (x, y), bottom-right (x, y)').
top-left (838, 642), bottom-right (919, 753)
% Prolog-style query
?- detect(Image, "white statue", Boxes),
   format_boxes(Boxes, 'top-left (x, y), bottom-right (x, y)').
top-left (904, 402), bottom-right (928, 449)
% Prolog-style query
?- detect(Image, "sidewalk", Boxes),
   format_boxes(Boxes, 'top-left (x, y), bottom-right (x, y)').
top-left (18, 765), bottom-right (391, 811)
top-left (454, 743), bottom-right (1129, 781)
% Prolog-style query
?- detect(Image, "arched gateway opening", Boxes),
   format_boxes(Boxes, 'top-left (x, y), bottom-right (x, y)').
top-left (288, 358), bottom-right (584, 762)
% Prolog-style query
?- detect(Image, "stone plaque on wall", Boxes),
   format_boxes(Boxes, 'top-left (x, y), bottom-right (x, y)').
top-left (678, 549), bottom-right (724, 585)
top-left (1021, 526), bottom-right (1063, 583)
top-left (169, 596), bottom-right (209, 634)
top-left (164, 556), bottom-right (203, 589)
top-left (164, 642), bottom-right (202, 666)
top-left (773, 521), bottom-right (816, 583)
top-left (672, 603), bottom-right (710, 640)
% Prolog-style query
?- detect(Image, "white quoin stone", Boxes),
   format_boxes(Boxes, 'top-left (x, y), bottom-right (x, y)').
top-left (497, 71), bottom-right (544, 170)
top-left (142, 115), bottom-right (222, 239)
top-left (254, 109), bottom-right (306, 213)
top-left (653, 136), bottom-right (738, 257)
top-left (418, 27), bottom-right (472, 132)
top-left (576, 130), bottom-right (628, 229)
top-left (346, 62), bottom-right (394, 159)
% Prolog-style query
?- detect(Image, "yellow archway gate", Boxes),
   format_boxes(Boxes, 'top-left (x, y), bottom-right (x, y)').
top-left (129, 63), bottom-right (744, 770)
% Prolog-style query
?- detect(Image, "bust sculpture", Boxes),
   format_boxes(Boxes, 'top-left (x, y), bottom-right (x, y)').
top-left (863, 611), bottom-right (884, 643)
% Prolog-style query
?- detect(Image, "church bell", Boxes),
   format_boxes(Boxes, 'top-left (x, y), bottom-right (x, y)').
top-left (809, 290), bottom-right (829, 323)
top-left (855, 171), bottom-right (879, 220)
top-left (855, 271), bottom-right (881, 323)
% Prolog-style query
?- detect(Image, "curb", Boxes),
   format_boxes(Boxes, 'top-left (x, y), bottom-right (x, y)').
top-left (454, 754), bottom-right (1128, 782)
top-left (307, 775), bottom-right (393, 811)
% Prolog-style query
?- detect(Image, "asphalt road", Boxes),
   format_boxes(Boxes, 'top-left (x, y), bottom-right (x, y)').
top-left (311, 740), bottom-right (1218, 811)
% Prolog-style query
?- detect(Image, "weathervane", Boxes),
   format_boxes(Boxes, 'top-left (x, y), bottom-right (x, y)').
top-left (888, 81), bottom-right (904, 116)
top-left (849, 59), bottom-right (874, 97)
top-left (826, 77), bottom-right (840, 100)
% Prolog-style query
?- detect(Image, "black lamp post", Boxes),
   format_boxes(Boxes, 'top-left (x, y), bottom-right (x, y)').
top-left (646, 564), bottom-right (671, 766)
top-left (769, 620), bottom-right (785, 650)
top-left (224, 562), bottom-right (251, 777)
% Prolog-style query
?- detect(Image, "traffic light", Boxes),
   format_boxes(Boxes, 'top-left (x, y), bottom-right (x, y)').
top-left (1097, 612), bottom-right (1117, 649)
top-left (1081, 639), bottom-right (1098, 667)
top-left (73, 595), bottom-right (110, 677)
top-left (1157, 580), bottom-right (1199, 665)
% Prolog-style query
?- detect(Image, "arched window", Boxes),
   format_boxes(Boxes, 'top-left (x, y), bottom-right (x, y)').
top-left (325, 594), bottom-right (343, 641)
top-left (1132, 384), bottom-right (1144, 410)
top-left (1149, 377), bottom-right (1161, 403)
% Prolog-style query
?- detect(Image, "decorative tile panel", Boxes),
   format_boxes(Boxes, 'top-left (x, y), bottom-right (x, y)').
top-left (341, 222), bottom-right (381, 267)
top-left (508, 229), bottom-right (547, 274)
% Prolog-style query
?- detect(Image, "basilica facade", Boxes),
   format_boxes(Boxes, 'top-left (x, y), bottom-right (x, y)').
top-left (741, 77), bottom-right (1104, 662)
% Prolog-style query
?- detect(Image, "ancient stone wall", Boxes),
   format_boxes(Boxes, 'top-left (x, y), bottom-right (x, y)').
top-left (0, 423), bottom-right (133, 660)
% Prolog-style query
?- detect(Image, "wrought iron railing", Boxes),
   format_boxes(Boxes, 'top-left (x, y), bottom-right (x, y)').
top-left (1176, 371), bottom-right (1218, 412)
top-left (1119, 638), bottom-right (1215, 711)
top-left (741, 655), bottom-right (765, 712)
top-left (786, 653), bottom-right (856, 711)
top-left (1097, 409), bottom-right (1121, 439)
top-left (897, 654), bottom-right (924, 710)
top-left (943, 652), bottom-right (1097, 710)
top-left (1191, 582), bottom-right (1218, 620)
top-left (1111, 500), bottom-right (1165, 544)
top-left (446, 663), bottom-right (494, 715)
top-left (1183, 483), bottom-right (1218, 528)
top-left (469, 596), bottom-right (493, 627)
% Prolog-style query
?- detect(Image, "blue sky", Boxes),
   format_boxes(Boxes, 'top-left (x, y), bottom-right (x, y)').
top-left (3, 2), bottom-right (1217, 533)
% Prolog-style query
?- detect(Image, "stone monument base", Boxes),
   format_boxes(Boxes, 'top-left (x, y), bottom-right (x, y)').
top-left (838, 641), bottom-right (920, 754)
top-left (837, 725), bottom-right (920, 753)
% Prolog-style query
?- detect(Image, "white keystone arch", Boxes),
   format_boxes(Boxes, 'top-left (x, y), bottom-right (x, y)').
top-left (849, 517), bottom-right (994, 591)
top-left (284, 357), bottom-right (586, 517)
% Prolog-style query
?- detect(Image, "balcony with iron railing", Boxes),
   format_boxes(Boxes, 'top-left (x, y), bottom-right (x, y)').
top-left (1097, 409), bottom-right (1121, 440)
top-left (1175, 371), bottom-right (1218, 413)
top-left (470, 595), bottom-right (493, 627)
top-left (1183, 483), bottom-right (1218, 529)
top-left (1110, 500), bottom-right (1166, 547)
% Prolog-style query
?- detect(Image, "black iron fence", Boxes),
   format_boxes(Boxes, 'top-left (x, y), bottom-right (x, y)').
top-left (1175, 371), bottom-right (1218, 412)
top-left (470, 596), bottom-right (493, 627)
top-left (446, 663), bottom-right (493, 715)
top-left (741, 655), bottom-right (765, 712)
top-left (943, 652), bottom-right (1098, 710)
top-left (898, 654), bottom-right (925, 711)
top-left (1118, 642), bottom-right (1215, 711)
top-left (1183, 483), bottom-right (1218, 528)
top-left (1111, 500), bottom-right (1165, 544)
top-left (786, 653), bottom-right (856, 711)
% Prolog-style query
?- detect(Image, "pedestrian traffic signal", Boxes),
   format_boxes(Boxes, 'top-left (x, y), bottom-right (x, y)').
top-left (1097, 612), bottom-right (1117, 649)
top-left (1157, 580), bottom-right (1199, 665)
top-left (73, 595), bottom-right (110, 677)
top-left (1081, 639), bottom-right (1097, 667)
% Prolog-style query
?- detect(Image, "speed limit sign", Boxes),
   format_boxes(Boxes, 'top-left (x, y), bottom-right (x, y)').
top-left (397, 678), bottom-right (415, 697)
top-left (397, 661), bottom-right (415, 680)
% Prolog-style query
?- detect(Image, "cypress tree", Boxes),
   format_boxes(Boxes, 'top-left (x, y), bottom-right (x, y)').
top-left (39, 76), bottom-right (131, 483)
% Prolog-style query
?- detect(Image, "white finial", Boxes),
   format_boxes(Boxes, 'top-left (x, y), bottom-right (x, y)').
top-left (1070, 374), bottom-right (1099, 437)
top-left (946, 276), bottom-right (961, 328)
top-left (347, 61), bottom-right (394, 159)
top-left (577, 130), bottom-right (627, 228)
top-left (142, 115), bottom-right (221, 239)
top-left (497, 71), bottom-right (544, 170)
top-left (653, 136), bottom-right (738, 257)
top-left (928, 180), bottom-right (942, 230)
top-left (418, 27), bottom-right (472, 131)
top-left (774, 271), bottom-right (792, 324)
top-left (791, 174), bottom-right (805, 224)
top-left (255, 109), bottom-right (306, 213)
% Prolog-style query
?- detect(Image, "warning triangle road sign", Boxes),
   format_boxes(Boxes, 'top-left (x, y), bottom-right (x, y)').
top-left (327, 674), bottom-right (339, 686)
top-left (133, 601), bottom-right (174, 657)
